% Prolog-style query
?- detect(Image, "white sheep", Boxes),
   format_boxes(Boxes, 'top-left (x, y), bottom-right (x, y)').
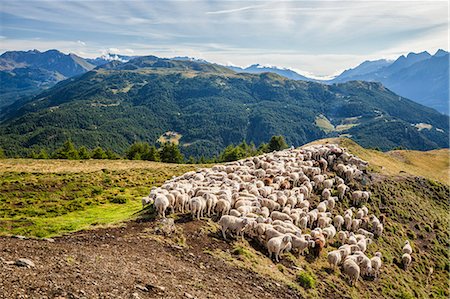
top-left (270, 211), bottom-right (293, 222)
top-left (327, 250), bottom-right (342, 270)
top-left (190, 196), bottom-right (206, 220)
top-left (267, 235), bottom-right (292, 262)
top-left (402, 253), bottom-right (412, 270)
top-left (141, 196), bottom-right (153, 209)
top-left (402, 240), bottom-right (412, 255)
top-left (334, 215), bottom-right (344, 231)
top-left (370, 252), bottom-right (382, 278)
top-left (215, 199), bottom-right (231, 216)
top-left (154, 194), bottom-right (170, 218)
top-left (218, 215), bottom-right (249, 240)
top-left (343, 258), bottom-right (360, 286)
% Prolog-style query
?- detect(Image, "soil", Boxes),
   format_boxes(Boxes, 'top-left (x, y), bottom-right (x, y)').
top-left (0, 218), bottom-right (302, 299)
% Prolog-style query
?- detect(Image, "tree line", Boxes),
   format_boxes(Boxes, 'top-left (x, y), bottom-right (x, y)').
top-left (0, 135), bottom-right (288, 164)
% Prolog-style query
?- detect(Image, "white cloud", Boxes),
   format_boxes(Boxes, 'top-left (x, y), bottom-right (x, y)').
top-left (0, 0), bottom-right (448, 76)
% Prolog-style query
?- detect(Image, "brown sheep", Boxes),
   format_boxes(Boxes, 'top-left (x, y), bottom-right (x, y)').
top-left (263, 175), bottom-right (274, 186)
top-left (311, 237), bottom-right (325, 258)
top-left (280, 180), bottom-right (291, 190)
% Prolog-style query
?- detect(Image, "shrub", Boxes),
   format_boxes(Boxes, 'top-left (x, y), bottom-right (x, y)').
top-left (160, 142), bottom-right (184, 163)
top-left (296, 271), bottom-right (316, 289)
top-left (91, 147), bottom-right (107, 159)
top-left (267, 135), bottom-right (288, 152)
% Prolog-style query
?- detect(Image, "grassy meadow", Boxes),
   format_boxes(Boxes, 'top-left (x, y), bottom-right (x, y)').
top-left (0, 159), bottom-right (206, 237)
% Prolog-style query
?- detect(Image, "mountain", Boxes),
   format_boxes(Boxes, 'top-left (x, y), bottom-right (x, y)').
top-left (226, 64), bottom-right (311, 81)
top-left (0, 49), bottom-right (94, 77)
top-left (0, 56), bottom-right (448, 158)
top-left (86, 53), bottom-right (136, 66)
top-left (0, 49), bottom-right (96, 110)
top-left (334, 59), bottom-right (392, 81)
top-left (331, 50), bottom-right (449, 114)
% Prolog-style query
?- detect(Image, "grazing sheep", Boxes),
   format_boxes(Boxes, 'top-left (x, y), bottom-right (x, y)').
top-left (215, 199), bottom-right (231, 216)
top-left (289, 234), bottom-right (311, 257)
top-left (141, 196), bottom-right (153, 209)
top-left (343, 258), bottom-right (360, 286)
top-left (402, 253), bottom-right (412, 270)
top-left (267, 235), bottom-right (292, 262)
top-left (190, 197), bottom-right (206, 220)
top-left (311, 237), bottom-right (325, 258)
top-left (327, 250), bottom-right (342, 270)
top-left (154, 194), bottom-right (170, 218)
top-left (370, 252), bottom-right (382, 278)
top-left (271, 211), bottom-right (293, 222)
top-left (218, 215), bottom-right (249, 240)
top-left (334, 215), bottom-right (344, 231)
top-left (374, 223), bottom-right (384, 238)
top-left (402, 240), bottom-right (412, 255)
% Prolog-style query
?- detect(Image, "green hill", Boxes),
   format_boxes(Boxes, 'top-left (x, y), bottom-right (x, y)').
top-left (0, 57), bottom-right (448, 157)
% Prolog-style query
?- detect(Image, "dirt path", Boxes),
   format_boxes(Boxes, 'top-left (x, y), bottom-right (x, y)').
top-left (0, 219), bottom-right (302, 299)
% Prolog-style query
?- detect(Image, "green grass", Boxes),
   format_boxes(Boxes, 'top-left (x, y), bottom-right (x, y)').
top-left (296, 271), bottom-right (316, 289)
top-left (0, 159), bottom-right (207, 237)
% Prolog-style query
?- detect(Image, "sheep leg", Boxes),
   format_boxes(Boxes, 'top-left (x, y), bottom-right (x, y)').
top-left (221, 228), bottom-right (227, 240)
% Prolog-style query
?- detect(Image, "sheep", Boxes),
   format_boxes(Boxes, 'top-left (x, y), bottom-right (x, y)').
top-left (154, 194), bottom-right (170, 218)
top-left (311, 237), bottom-right (325, 258)
top-left (190, 196), bottom-right (206, 220)
top-left (322, 188), bottom-right (331, 200)
top-left (358, 253), bottom-right (372, 277)
top-left (270, 211), bottom-right (293, 222)
top-left (327, 250), bottom-right (342, 270)
top-left (356, 228), bottom-right (374, 239)
top-left (288, 234), bottom-right (311, 257)
top-left (218, 215), bottom-right (249, 240)
top-left (370, 252), bottom-right (382, 278)
top-left (402, 253), bottom-right (412, 270)
top-left (141, 196), bottom-right (153, 209)
top-left (374, 223), bottom-right (384, 238)
top-left (175, 193), bottom-right (189, 213)
top-left (267, 235), bottom-right (292, 262)
top-left (323, 225), bottom-right (337, 241)
top-left (337, 231), bottom-right (348, 245)
top-left (334, 215), bottom-right (344, 231)
top-left (229, 209), bottom-right (241, 217)
top-left (265, 227), bottom-right (284, 242)
top-left (215, 199), bottom-right (231, 216)
top-left (144, 143), bottom-right (384, 276)
top-left (402, 240), bottom-right (412, 255)
top-left (356, 238), bottom-right (371, 252)
top-left (343, 258), bottom-right (360, 286)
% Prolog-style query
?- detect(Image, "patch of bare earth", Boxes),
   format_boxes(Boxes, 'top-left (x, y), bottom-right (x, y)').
top-left (0, 219), bottom-right (302, 299)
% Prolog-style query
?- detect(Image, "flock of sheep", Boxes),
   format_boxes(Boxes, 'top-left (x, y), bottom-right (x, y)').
top-left (143, 143), bottom-right (409, 286)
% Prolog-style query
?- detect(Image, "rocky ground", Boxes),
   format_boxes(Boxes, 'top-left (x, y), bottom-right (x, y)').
top-left (0, 217), bottom-right (301, 299)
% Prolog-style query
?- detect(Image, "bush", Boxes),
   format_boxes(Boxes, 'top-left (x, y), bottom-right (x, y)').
top-left (91, 147), bottom-right (107, 159)
top-left (78, 146), bottom-right (90, 159)
top-left (160, 142), bottom-right (184, 163)
top-left (267, 135), bottom-right (288, 152)
top-left (296, 271), bottom-right (316, 289)
top-left (52, 140), bottom-right (79, 159)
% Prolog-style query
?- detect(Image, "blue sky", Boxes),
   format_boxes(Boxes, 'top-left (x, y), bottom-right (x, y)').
top-left (0, 0), bottom-right (448, 78)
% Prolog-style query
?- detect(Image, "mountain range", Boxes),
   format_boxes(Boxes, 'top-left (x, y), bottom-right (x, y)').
top-left (1, 49), bottom-right (448, 114)
top-left (0, 55), bottom-right (448, 158)
top-left (0, 49), bottom-right (96, 109)
top-left (329, 50), bottom-right (449, 114)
